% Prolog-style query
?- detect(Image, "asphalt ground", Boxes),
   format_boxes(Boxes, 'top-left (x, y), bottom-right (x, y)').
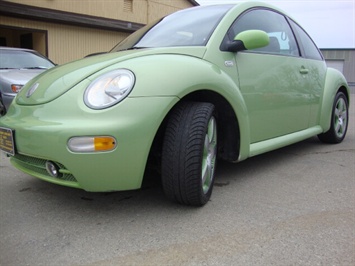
top-left (0, 95), bottom-right (354, 266)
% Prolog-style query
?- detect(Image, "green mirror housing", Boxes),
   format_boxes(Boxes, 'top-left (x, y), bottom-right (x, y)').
top-left (227, 30), bottom-right (270, 52)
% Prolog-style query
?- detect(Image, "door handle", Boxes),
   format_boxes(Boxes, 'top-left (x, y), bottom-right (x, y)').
top-left (299, 66), bottom-right (309, 74)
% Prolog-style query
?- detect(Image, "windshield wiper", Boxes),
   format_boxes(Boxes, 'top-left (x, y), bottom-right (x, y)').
top-left (22, 66), bottom-right (49, 69)
top-left (118, 46), bottom-right (148, 52)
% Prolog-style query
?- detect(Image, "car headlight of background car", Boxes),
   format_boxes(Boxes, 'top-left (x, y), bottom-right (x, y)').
top-left (11, 84), bottom-right (23, 93)
top-left (84, 69), bottom-right (135, 109)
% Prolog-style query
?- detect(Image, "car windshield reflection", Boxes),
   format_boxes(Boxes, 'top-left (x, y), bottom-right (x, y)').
top-left (0, 50), bottom-right (55, 69)
top-left (111, 5), bottom-right (233, 51)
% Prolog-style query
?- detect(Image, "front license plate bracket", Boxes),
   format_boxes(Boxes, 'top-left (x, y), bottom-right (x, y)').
top-left (0, 127), bottom-right (16, 156)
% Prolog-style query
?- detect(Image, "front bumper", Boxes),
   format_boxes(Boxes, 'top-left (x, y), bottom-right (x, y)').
top-left (0, 94), bottom-right (178, 192)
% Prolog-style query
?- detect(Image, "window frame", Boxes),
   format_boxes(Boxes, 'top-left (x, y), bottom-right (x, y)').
top-left (220, 7), bottom-right (302, 58)
top-left (287, 18), bottom-right (324, 61)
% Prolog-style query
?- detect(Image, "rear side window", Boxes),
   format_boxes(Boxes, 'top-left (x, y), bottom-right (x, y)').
top-left (226, 9), bottom-right (299, 56)
top-left (289, 20), bottom-right (323, 60)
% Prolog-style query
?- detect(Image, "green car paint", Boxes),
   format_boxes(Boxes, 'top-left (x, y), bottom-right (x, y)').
top-left (0, 3), bottom-right (350, 202)
top-left (235, 30), bottom-right (270, 50)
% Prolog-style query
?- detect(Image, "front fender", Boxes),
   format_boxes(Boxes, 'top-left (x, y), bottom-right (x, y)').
top-left (123, 54), bottom-right (251, 161)
top-left (319, 68), bottom-right (350, 132)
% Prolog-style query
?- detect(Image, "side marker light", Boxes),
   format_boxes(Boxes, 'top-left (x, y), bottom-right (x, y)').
top-left (68, 136), bottom-right (117, 152)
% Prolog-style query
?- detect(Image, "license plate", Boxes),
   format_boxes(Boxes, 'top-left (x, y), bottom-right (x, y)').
top-left (0, 127), bottom-right (16, 156)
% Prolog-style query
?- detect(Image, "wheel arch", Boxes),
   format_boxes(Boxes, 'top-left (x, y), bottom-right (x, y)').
top-left (182, 90), bottom-right (241, 162)
top-left (144, 90), bottom-right (244, 180)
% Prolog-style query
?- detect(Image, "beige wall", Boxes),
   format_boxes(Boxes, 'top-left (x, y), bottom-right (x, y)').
top-left (1, 0), bottom-right (195, 64)
top-left (4, 0), bottom-right (194, 24)
top-left (0, 15), bottom-right (129, 64)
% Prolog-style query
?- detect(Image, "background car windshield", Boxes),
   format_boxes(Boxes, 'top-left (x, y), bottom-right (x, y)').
top-left (112, 5), bottom-right (232, 51)
top-left (0, 50), bottom-right (54, 69)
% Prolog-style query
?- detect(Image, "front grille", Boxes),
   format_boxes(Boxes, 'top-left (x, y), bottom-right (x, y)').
top-left (12, 154), bottom-right (77, 182)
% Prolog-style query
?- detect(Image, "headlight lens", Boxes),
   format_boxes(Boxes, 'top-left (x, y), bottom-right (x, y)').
top-left (84, 69), bottom-right (135, 109)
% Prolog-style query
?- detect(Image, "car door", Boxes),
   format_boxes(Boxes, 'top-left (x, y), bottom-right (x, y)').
top-left (287, 19), bottom-right (326, 128)
top-left (228, 9), bottom-right (315, 143)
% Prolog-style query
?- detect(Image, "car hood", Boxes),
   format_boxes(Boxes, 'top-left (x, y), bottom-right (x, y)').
top-left (0, 69), bottom-right (48, 85)
top-left (16, 47), bottom-right (206, 106)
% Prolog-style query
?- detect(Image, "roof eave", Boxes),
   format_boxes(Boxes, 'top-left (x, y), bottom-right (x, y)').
top-left (0, 1), bottom-right (144, 33)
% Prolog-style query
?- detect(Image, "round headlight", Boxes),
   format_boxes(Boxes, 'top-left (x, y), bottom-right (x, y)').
top-left (84, 69), bottom-right (135, 109)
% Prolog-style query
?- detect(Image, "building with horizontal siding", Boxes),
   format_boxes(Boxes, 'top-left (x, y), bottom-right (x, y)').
top-left (321, 49), bottom-right (355, 91)
top-left (0, 0), bottom-right (198, 64)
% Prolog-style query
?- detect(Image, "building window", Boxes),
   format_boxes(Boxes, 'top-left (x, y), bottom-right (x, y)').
top-left (124, 0), bottom-right (133, 12)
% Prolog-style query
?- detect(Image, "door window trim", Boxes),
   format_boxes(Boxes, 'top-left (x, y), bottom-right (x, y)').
top-left (221, 7), bottom-right (302, 58)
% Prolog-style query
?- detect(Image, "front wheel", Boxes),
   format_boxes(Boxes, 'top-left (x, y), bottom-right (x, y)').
top-left (161, 102), bottom-right (217, 206)
top-left (318, 91), bottom-right (349, 143)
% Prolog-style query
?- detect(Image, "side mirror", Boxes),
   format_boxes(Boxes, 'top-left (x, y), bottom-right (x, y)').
top-left (227, 30), bottom-right (269, 52)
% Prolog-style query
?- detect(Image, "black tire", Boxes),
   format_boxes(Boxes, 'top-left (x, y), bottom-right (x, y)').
top-left (161, 102), bottom-right (217, 206)
top-left (318, 91), bottom-right (348, 144)
top-left (0, 95), bottom-right (6, 116)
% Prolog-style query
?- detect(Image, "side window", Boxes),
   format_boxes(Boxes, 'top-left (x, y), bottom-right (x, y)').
top-left (228, 9), bottom-right (299, 56)
top-left (289, 20), bottom-right (323, 61)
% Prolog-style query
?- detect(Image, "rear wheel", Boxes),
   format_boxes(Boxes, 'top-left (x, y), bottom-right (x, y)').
top-left (318, 91), bottom-right (348, 143)
top-left (161, 102), bottom-right (217, 206)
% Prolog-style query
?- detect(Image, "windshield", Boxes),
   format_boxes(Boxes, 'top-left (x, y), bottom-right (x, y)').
top-left (111, 5), bottom-right (233, 51)
top-left (0, 49), bottom-right (55, 69)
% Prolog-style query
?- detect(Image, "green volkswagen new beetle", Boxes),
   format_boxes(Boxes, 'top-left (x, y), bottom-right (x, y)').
top-left (0, 2), bottom-right (350, 206)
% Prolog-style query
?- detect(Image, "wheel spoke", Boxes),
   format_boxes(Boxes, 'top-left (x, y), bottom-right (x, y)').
top-left (202, 162), bottom-right (211, 187)
top-left (338, 98), bottom-right (345, 111)
top-left (202, 137), bottom-right (209, 185)
top-left (334, 98), bottom-right (348, 138)
top-left (340, 110), bottom-right (347, 120)
top-left (335, 121), bottom-right (341, 133)
top-left (201, 116), bottom-right (217, 194)
top-left (207, 117), bottom-right (216, 142)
